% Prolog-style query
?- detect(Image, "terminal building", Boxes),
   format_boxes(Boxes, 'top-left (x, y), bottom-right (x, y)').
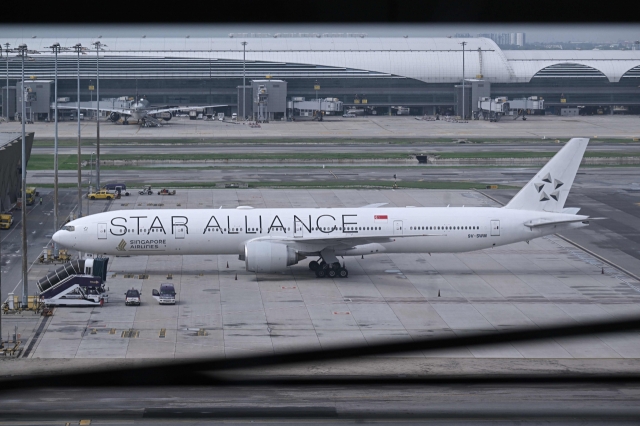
top-left (1, 37), bottom-right (640, 118)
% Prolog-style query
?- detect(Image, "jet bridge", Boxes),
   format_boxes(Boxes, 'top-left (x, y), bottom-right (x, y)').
top-left (475, 96), bottom-right (544, 121)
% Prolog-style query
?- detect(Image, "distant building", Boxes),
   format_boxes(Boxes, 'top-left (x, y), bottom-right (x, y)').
top-left (476, 32), bottom-right (526, 46)
top-left (2, 36), bottom-right (640, 117)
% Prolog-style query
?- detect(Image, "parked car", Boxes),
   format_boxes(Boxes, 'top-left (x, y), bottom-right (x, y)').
top-left (125, 289), bottom-right (141, 306)
top-left (103, 183), bottom-right (130, 196)
top-left (152, 283), bottom-right (176, 305)
top-left (342, 113), bottom-right (356, 118)
top-left (88, 190), bottom-right (115, 200)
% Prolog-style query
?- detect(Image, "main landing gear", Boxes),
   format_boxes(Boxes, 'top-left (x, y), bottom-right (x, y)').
top-left (308, 259), bottom-right (349, 278)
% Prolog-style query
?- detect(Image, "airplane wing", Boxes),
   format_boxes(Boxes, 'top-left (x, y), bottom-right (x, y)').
top-left (54, 105), bottom-right (133, 115)
top-left (250, 233), bottom-right (446, 252)
top-left (146, 105), bottom-right (228, 114)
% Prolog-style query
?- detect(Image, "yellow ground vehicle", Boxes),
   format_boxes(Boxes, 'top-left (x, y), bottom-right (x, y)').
top-left (25, 187), bottom-right (37, 205)
top-left (88, 190), bottom-right (115, 200)
top-left (0, 213), bottom-right (12, 229)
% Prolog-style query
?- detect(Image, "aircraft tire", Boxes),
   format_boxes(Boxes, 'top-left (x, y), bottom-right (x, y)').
top-left (315, 268), bottom-right (326, 278)
top-left (328, 268), bottom-right (337, 279)
top-left (309, 260), bottom-right (319, 271)
top-left (339, 268), bottom-right (348, 278)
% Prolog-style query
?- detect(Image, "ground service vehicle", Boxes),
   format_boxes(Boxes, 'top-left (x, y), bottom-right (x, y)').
top-left (88, 190), bottom-right (115, 200)
top-left (139, 186), bottom-right (153, 195)
top-left (157, 188), bottom-right (176, 195)
top-left (0, 213), bottom-right (13, 229)
top-left (103, 183), bottom-right (130, 196)
top-left (217, 112), bottom-right (225, 121)
top-left (152, 283), bottom-right (176, 305)
top-left (25, 187), bottom-right (37, 205)
top-left (125, 289), bottom-right (141, 306)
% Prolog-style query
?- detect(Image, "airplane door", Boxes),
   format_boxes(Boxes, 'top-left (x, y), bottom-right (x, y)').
top-left (393, 220), bottom-right (403, 235)
top-left (293, 224), bottom-right (304, 238)
top-left (491, 220), bottom-right (500, 236)
top-left (175, 226), bottom-right (186, 239)
top-left (98, 223), bottom-right (107, 239)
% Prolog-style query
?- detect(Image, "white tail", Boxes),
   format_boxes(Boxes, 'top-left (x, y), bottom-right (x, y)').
top-left (504, 138), bottom-right (589, 212)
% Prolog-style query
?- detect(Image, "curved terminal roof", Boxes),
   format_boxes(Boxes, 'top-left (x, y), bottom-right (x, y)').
top-left (5, 37), bottom-right (640, 83)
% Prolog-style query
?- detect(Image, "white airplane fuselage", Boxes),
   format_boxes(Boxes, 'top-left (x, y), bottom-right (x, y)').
top-left (54, 207), bottom-right (588, 257)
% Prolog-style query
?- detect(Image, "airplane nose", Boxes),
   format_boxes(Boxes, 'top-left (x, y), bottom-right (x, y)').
top-left (52, 230), bottom-right (73, 248)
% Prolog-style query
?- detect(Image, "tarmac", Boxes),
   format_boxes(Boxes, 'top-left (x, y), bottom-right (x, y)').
top-left (2, 188), bottom-right (636, 361)
top-left (3, 114), bottom-right (640, 139)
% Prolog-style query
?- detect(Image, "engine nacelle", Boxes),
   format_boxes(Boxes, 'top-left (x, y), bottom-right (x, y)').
top-left (108, 112), bottom-right (121, 122)
top-left (245, 241), bottom-right (300, 273)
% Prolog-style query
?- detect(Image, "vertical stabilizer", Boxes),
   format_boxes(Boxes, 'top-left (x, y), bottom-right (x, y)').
top-left (504, 138), bottom-right (589, 212)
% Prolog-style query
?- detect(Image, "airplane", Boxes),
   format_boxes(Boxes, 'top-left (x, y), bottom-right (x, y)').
top-left (55, 96), bottom-right (227, 127)
top-left (53, 138), bottom-right (600, 278)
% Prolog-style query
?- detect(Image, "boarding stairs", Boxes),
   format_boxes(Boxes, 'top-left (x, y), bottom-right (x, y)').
top-left (37, 259), bottom-right (110, 307)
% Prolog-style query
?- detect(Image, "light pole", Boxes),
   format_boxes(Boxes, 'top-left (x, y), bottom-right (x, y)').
top-left (73, 43), bottom-right (83, 219)
top-left (242, 41), bottom-right (247, 121)
top-left (49, 43), bottom-right (64, 251)
top-left (16, 44), bottom-right (29, 307)
top-left (2, 43), bottom-right (9, 122)
top-left (460, 41), bottom-right (467, 120)
top-left (88, 151), bottom-right (95, 216)
top-left (93, 41), bottom-right (106, 190)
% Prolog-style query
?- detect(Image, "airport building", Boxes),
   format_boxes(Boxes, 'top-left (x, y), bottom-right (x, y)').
top-left (1, 37), bottom-right (640, 117)
top-left (0, 132), bottom-right (34, 212)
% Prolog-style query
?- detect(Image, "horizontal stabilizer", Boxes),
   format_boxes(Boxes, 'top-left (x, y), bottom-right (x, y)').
top-left (360, 203), bottom-right (388, 208)
top-left (524, 217), bottom-right (605, 228)
top-left (562, 207), bottom-right (581, 215)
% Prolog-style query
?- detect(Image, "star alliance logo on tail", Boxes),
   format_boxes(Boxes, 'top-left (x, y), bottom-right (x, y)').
top-left (535, 172), bottom-right (564, 203)
top-left (116, 239), bottom-right (127, 251)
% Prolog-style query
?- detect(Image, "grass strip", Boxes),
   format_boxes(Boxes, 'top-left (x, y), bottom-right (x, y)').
top-left (32, 136), bottom-right (640, 146)
top-left (26, 151), bottom-right (640, 171)
top-left (35, 181), bottom-right (518, 190)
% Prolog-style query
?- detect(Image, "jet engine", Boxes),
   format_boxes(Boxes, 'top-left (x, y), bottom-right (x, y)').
top-left (108, 112), bottom-right (121, 122)
top-left (245, 241), bottom-right (303, 273)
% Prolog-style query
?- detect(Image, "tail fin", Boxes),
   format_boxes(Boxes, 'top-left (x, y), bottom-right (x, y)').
top-left (504, 138), bottom-right (589, 212)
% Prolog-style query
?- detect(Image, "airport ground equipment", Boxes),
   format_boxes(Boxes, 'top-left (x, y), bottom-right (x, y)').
top-left (88, 189), bottom-right (115, 200)
top-left (139, 186), bottom-right (153, 195)
top-left (476, 96), bottom-right (544, 121)
top-left (37, 258), bottom-right (109, 306)
top-left (0, 213), bottom-right (12, 229)
top-left (25, 187), bottom-right (38, 205)
top-left (103, 183), bottom-right (130, 196)
top-left (289, 98), bottom-right (344, 120)
top-left (125, 289), bottom-right (141, 306)
top-left (157, 188), bottom-right (176, 195)
top-left (38, 248), bottom-right (73, 264)
top-left (152, 283), bottom-right (176, 305)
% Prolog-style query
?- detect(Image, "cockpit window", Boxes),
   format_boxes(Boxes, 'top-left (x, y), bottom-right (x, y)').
top-left (62, 226), bottom-right (75, 232)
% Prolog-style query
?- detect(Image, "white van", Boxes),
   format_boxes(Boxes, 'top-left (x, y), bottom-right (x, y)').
top-left (152, 283), bottom-right (176, 305)
top-left (231, 113), bottom-right (237, 121)
top-left (217, 112), bottom-right (225, 121)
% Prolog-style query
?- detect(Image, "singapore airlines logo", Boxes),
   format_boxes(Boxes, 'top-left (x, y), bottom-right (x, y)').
top-left (116, 239), bottom-right (127, 251)
top-left (534, 172), bottom-right (564, 202)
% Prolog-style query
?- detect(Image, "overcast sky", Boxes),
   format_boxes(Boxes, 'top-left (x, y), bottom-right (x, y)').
top-left (1, 24), bottom-right (638, 43)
